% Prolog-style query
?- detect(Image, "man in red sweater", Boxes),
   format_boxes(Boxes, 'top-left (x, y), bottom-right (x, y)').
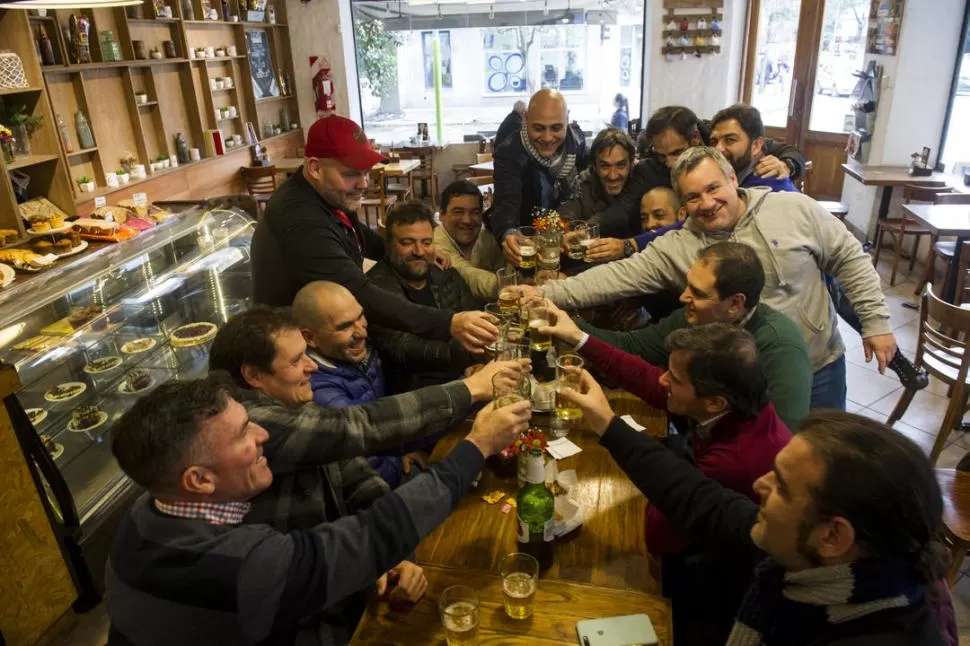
top-left (542, 310), bottom-right (792, 554)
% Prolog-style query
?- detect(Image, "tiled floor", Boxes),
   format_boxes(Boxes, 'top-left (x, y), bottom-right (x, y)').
top-left (50, 255), bottom-right (967, 645)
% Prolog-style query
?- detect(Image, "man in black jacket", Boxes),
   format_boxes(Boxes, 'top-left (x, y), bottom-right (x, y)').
top-left (489, 89), bottom-right (588, 265)
top-left (559, 371), bottom-right (952, 646)
top-left (494, 100), bottom-right (526, 148)
top-left (369, 200), bottom-right (481, 394)
top-left (252, 115), bottom-right (497, 353)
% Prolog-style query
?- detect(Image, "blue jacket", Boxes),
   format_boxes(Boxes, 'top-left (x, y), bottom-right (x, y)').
top-left (309, 349), bottom-right (424, 489)
top-left (740, 172), bottom-right (797, 193)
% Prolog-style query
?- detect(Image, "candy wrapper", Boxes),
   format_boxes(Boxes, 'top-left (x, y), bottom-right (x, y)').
top-left (551, 470), bottom-right (584, 537)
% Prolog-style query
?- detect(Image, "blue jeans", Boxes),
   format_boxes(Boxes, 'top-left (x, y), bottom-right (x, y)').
top-left (811, 354), bottom-right (847, 410)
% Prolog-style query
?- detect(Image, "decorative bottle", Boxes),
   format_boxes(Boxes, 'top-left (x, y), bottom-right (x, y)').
top-left (38, 25), bottom-right (56, 65)
top-left (56, 114), bottom-right (74, 153)
top-left (75, 111), bottom-right (95, 150)
top-left (175, 132), bottom-right (189, 163)
top-left (69, 14), bottom-right (92, 64)
top-left (515, 452), bottom-right (555, 570)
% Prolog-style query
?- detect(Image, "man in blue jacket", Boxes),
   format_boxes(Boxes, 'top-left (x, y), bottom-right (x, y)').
top-left (292, 280), bottom-right (434, 489)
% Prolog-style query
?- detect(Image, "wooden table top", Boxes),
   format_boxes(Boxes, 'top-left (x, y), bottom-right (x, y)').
top-left (841, 161), bottom-right (953, 187)
top-left (351, 563), bottom-right (673, 646)
top-left (352, 390), bottom-right (670, 645)
top-left (937, 468), bottom-right (970, 542)
top-left (470, 160), bottom-right (494, 171)
top-left (903, 203), bottom-right (970, 237)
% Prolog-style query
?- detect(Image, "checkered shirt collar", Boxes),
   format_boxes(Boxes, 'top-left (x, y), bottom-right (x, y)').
top-left (154, 499), bottom-right (251, 525)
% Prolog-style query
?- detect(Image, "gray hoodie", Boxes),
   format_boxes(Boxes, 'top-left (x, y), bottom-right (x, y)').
top-left (542, 186), bottom-right (892, 371)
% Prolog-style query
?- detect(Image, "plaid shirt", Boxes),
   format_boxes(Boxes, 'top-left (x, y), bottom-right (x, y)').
top-left (154, 499), bottom-right (251, 525)
top-left (236, 379), bottom-right (472, 532)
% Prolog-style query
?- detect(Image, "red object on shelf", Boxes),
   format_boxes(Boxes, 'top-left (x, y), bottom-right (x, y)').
top-left (313, 58), bottom-right (336, 114)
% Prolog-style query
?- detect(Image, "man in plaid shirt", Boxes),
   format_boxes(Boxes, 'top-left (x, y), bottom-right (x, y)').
top-left (208, 307), bottom-right (527, 532)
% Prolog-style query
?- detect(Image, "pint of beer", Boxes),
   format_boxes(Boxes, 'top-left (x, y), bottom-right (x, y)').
top-left (515, 226), bottom-right (538, 270)
top-left (498, 287), bottom-right (518, 314)
top-left (528, 301), bottom-right (552, 351)
top-left (439, 586), bottom-right (480, 646)
top-left (582, 223), bottom-right (600, 263)
top-left (555, 354), bottom-right (584, 422)
top-left (500, 553), bottom-right (539, 620)
top-left (565, 223), bottom-right (588, 260)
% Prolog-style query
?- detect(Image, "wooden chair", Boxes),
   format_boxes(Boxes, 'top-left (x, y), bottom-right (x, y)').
top-left (408, 146), bottom-right (439, 206)
top-left (452, 162), bottom-right (472, 181)
top-left (872, 183), bottom-right (948, 286)
top-left (466, 175), bottom-right (494, 186)
top-left (360, 167), bottom-right (396, 230)
top-left (239, 165), bottom-right (279, 218)
top-left (916, 192), bottom-right (970, 296)
top-left (887, 284), bottom-right (970, 461)
top-left (936, 467), bottom-right (970, 584)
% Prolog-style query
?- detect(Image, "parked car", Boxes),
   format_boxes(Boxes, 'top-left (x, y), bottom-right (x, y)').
top-left (816, 62), bottom-right (858, 97)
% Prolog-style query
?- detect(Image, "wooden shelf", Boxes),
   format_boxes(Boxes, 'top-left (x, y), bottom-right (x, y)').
top-left (216, 116), bottom-right (241, 122)
top-left (183, 19), bottom-right (236, 25)
top-left (136, 101), bottom-right (159, 107)
top-left (211, 87), bottom-right (237, 93)
top-left (196, 56), bottom-right (246, 63)
top-left (74, 159), bottom-right (202, 205)
top-left (43, 59), bottom-right (190, 74)
top-left (0, 86), bottom-right (43, 96)
top-left (256, 95), bottom-right (296, 103)
top-left (27, 15), bottom-right (54, 22)
top-left (6, 154), bottom-right (60, 171)
top-left (126, 17), bottom-right (181, 23)
top-left (66, 147), bottom-right (98, 158)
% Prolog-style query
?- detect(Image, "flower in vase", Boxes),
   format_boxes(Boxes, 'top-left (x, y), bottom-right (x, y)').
top-left (531, 208), bottom-right (570, 234)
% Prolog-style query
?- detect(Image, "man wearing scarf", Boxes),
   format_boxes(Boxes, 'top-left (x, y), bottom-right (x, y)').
top-left (489, 89), bottom-right (588, 265)
top-left (559, 375), bottom-right (955, 646)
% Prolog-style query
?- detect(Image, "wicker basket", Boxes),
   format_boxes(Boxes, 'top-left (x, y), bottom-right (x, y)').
top-left (0, 51), bottom-right (29, 90)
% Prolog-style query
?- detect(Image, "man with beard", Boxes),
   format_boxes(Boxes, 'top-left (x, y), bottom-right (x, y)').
top-left (525, 147), bottom-right (897, 410)
top-left (490, 89), bottom-right (589, 265)
top-left (251, 115), bottom-right (497, 353)
top-left (433, 180), bottom-right (506, 301)
top-left (709, 104), bottom-right (798, 192)
top-left (369, 200), bottom-right (482, 394)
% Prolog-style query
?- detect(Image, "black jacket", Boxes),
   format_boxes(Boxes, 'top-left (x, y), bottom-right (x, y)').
top-left (588, 122), bottom-right (807, 236)
top-left (599, 417), bottom-right (945, 646)
top-left (368, 261), bottom-right (479, 394)
top-left (251, 169), bottom-right (452, 340)
top-left (489, 122), bottom-right (588, 242)
top-left (494, 110), bottom-right (523, 148)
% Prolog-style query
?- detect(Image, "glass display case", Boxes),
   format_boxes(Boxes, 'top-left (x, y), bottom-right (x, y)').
top-left (0, 204), bottom-right (255, 608)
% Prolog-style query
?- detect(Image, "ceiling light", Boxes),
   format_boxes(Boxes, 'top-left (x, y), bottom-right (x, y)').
top-left (0, 0), bottom-right (142, 7)
top-left (543, 0), bottom-right (548, 15)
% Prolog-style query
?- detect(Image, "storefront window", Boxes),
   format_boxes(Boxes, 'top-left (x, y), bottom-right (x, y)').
top-left (940, 10), bottom-right (970, 175)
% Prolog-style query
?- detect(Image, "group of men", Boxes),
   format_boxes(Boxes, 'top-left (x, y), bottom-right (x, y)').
top-left (101, 90), bottom-right (955, 646)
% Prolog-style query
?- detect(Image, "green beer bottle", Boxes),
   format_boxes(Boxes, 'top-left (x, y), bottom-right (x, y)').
top-left (515, 452), bottom-right (555, 569)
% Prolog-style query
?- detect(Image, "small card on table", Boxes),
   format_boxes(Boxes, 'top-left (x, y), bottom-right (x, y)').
top-left (546, 438), bottom-right (582, 460)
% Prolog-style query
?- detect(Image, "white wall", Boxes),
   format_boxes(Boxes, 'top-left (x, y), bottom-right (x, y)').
top-left (841, 0), bottom-right (965, 239)
top-left (645, 0), bottom-right (746, 118)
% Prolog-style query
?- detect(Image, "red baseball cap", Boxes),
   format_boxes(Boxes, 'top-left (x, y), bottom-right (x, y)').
top-left (304, 115), bottom-right (388, 171)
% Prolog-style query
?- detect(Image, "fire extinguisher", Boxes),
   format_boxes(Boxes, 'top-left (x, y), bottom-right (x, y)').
top-left (313, 64), bottom-right (335, 113)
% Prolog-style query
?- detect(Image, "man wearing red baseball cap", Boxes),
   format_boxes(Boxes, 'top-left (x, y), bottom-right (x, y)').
top-left (252, 115), bottom-right (498, 352)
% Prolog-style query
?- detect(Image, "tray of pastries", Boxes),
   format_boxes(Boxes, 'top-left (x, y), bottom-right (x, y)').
top-left (73, 218), bottom-right (138, 242)
top-left (117, 199), bottom-right (173, 223)
top-left (0, 248), bottom-right (56, 271)
top-left (66, 404), bottom-right (108, 433)
top-left (32, 230), bottom-right (87, 257)
top-left (0, 229), bottom-right (19, 245)
top-left (19, 198), bottom-right (69, 234)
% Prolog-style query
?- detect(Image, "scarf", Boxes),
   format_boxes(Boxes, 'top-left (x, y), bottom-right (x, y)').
top-left (726, 558), bottom-right (926, 646)
top-left (519, 122), bottom-right (581, 204)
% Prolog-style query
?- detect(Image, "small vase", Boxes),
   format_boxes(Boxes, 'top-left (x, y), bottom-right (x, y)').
top-left (12, 124), bottom-right (30, 156)
top-left (1, 139), bottom-right (14, 164)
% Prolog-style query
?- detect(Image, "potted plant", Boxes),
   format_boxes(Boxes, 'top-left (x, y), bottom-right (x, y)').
top-left (120, 151), bottom-right (137, 174)
top-left (116, 169), bottom-right (130, 184)
top-left (76, 175), bottom-right (95, 192)
top-left (0, 105), bottom-right (43, 157)
top-left (156, 153), bottom-right (169, 169)
top-left (150, 47), bottom-right (163, 60)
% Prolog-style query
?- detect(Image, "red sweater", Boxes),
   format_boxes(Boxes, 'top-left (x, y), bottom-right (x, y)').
top-left (579, 335), bottom-right (792, 555)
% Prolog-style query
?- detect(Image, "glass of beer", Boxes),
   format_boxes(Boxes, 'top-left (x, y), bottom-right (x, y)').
top-left (555, 354), bottom-right (584, 424)
top-left (497, 340), bottom-right (529, 361)
top-left (582, 224), bottom-right (600, 263)
top-left (537, 229), bottom-right (562, 270)
top-left (483, 303), bottom-right (509, 357)
top-left (565, 223), bottom-right (588, 260)
top-left (500, 552), bottom-right (539, 619)
top-left (515, 226), bottom-right (538, 270)
top-left (493, 369), bottom-right (531, 408)
top-left (496, 268), bottom-right (519, 315)
top-left (439, 585), bottom-right (480, 646)
top-left (527, 301), bottom-right (552, 352)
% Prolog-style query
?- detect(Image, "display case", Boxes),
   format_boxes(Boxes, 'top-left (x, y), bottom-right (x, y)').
top-left (0, 203), bottom-right (254, 608)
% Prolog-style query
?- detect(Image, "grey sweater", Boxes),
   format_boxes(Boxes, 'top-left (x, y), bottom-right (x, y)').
top-left (106, 440), bottom-right (485, 646)
top-left (542, 187), bottom-right (892, 371)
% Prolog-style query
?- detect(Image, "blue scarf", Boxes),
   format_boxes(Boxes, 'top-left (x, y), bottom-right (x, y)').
top-left (726, 557), bottom-right (926, 646)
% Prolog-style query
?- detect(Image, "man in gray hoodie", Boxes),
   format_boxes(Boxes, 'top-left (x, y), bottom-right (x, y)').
top-left (534, 147), bottom-right (896, 410)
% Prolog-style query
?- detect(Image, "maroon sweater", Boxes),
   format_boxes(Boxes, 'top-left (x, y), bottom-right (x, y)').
top-left (579, 335), bottom-right (792, 555)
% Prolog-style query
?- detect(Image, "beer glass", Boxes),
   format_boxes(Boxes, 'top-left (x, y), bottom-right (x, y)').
top-left (527, 301), bottom-right (552, 352)
top-left (537, 229), bottom-right (561, 270)
top-left (582, 224), bottom-right (600, 263)
top-left (439, 585), bottom-right (480, 646)
top-left (497, 340), bottom-right (529, 361)
top-left (483, 303), bottom-right (509, 357)
top-left (496, 267), bottom-right (519, 315)
top-left (500, 553), bottom-right (539, 619)
top-left (565, 222), bottom-right (588, 260)
top-left (555, 354), bottom-right (584, 422)
top-left (514, 226), bottom-right (538, 270)
top-left (493, 369), bottom-right (532, 408)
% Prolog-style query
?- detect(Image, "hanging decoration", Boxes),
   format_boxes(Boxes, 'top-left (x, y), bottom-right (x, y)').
top-left (661, 0), bottom-right (723, 61)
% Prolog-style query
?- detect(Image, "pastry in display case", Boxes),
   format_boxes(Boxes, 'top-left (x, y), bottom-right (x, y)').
top-left (0, 204), bottom-right (255, 607)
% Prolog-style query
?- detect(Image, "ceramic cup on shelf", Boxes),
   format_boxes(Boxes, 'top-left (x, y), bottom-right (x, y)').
top-left (227, 46), bottom-right (237, 56)
top-left (209, 79), bottom-right (217, 90)
top-left (205, 46), bottom-right (215, 58)
top-left (169, 154), bottom-right (178, 168)
top-left (233, 134), bottom-right (243, 145)
top-left (133, 40), bottom-right (147, 60)
top-left (105, 172), bottom-right (119, 188)
top-left (189, 148), bottom-right (201, 161)
top-left (132, 164), bottom-right (146, 179)
top-left (215, 48), bottom-right (226, 58)
top-left (214, 80), bottom-right (224, 90)
top-left (135, 92), bottom-right (148, 104)
top-left (162, 41), bottom-right (177, 58)
top-left (188, 48), bottom-right (196, 59)
top-left (230, 14), bottom-right (238, 22)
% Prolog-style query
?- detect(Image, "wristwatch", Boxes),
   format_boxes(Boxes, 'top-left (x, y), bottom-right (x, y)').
top-left (623, 239), bottom-right (637, 258)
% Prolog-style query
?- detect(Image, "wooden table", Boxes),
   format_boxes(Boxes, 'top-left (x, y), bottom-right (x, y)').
top-left (903, 203), bottom-right (970, 303)
top-left (470, 160), bottom-right (494, 177)
top-left (352, 391), bottom-right (671, 645)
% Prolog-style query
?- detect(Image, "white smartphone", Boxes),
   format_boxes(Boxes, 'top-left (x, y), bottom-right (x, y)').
top-left (576, 613), bottom-right (659, 646)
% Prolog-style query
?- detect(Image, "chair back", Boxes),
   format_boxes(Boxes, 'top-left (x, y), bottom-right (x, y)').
top-left (240, 166), bottom-right (278, 197)
top-left (916, 284), bottom-right (970, 386)
top-left (392, 148), bottom-right (416, 160)
top-left (366, 167), bottom-right (388, 199)
top-left (902, 183), bottom-right (950, 202)
top-left (410, 146), bottom-right (436, 174)
top-left (935, 192), bottom-right (970, 205)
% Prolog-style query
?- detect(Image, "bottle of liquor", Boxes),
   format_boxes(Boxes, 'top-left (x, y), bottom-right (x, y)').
top-left (75, 111), bottom-right (95, 150)
top-left (38, 25), bottom-right (56, 65)
top-left (221, 0), bottom-right (230, 20)
top-left (515, 452), bottom-right (554, 570)
top-left (175, 132), bottom-right (189, 163)
top-left (56, 114), bottom-right (74, 153)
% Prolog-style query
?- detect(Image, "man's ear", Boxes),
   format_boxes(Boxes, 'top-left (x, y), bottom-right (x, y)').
top-left (241, 363), bottom-right (263, 390)
top-left (181, 465), bottom-right (216, 496)
top-left (701, 394), bottom-right (729, 416)
top-left (690, 130), bottom-right (703, 147)
top-left (752, 136), bottom-right (765, 159)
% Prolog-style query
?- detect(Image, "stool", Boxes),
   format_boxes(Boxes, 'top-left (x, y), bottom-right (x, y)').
top-left (817, 201), bottom-right (848, 221)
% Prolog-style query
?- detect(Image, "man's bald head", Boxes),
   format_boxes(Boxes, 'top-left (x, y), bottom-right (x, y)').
top-left (292, 281), bottom-right (369, 363)
top-left (525, 89), bottom-right (568, 158)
